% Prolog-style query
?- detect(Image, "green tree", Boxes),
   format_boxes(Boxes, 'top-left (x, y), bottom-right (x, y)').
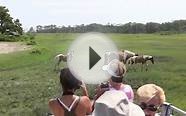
top-left (13, 19), bottom-right (23, 34)
top-left (0, 6), bottom-right (12, 34)
top-left (0, 6), bottom-right (23, 35)
top-left (27, 27), bottom-right (35, 33)
top-left (145, 22), bottom-right (160, 33)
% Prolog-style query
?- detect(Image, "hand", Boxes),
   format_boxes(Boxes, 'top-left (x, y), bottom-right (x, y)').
top-left (80, 80), bottom-right (89, 97)
top-left (80, 80), bottom-right (86, 89)
top-left (94, 84), bottom-right (109, 100)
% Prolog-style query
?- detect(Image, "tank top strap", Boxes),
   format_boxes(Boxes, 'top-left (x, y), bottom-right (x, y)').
top-left (56, 96), bottom-right (79, 111)
top-left (56, 98), bottom-right (68, 111)
top-left (57, 97), bottom-right (80, 116)
top-left (71, 97), bottom-right (81, 111)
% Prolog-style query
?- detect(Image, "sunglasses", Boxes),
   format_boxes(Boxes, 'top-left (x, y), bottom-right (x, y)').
top-left (139, 102), bottom-right (159, 112)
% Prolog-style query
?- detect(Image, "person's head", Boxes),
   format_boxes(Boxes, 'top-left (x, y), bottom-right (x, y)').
top-left (60, 68), bottom-right (81, 92)
top-left (93, 90), bottom-right (145, 116)
top-left (137, 84), bottom-right (166, 116)
top-left (103, 59), bottom-right (127, 87)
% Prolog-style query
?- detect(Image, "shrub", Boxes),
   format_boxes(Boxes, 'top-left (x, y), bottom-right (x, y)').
top-left (30, 48), bottom-right (42, 54)
top-left (0, 34), bottom-right (18, 41)
top-left (26, 40), bottom-right (37, 45)
top-left (0, 34), bottom-right (6, 41)
top-left (29, 47), bottom-right (49, 55)
top-left (29, 35), bottom-right (35, 40)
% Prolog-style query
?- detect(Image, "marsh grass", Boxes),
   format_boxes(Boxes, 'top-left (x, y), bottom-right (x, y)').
top-left (0, 33), bottom-right (186, 115)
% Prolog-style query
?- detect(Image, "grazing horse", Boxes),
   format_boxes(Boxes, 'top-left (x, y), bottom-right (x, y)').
top-left (118, 50), bottom-right (139, 64)
top-left (127, 55), bottom-right (154, 71)
top-left (54, 51), bottom-right (73, 70)
top-left (104, 50), bottom-right (138, 65)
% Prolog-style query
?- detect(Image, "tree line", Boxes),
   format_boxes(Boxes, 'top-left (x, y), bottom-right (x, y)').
top-left (1, 5), bottom-right (186, 36)
top-left (35, 20), bottom-right (186, 34)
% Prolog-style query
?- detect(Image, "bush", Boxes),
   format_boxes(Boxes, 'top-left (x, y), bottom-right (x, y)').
top-left (26, 40), bottom-right (37, 45)
top-left (0, 34), bottom-right (6, 41)
top-left (0, 34), bottom-right (18, 41)
top-left (29, 47), bottom-right (49, 55)
top-left (26, 33), bottom-right (35, 40)
top-left (29, 35), bottom-right (35, 40)
top-left (20, 35), bottom-right (30, 41)
top-left (30, 48), bottom-right (42, 54)
top-left (0, 33), bottom-right (35, 42)
top-left (15, 33), bottom-right (36, 42)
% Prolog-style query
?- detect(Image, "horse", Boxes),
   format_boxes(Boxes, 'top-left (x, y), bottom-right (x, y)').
top-left (117, 50), bottom-right (139, 64)
top-left (127, 55), bottom-right (154, 71)
top-left (104, 50), bottom-right (138, 65)
top-left (54, 51), bottom-right (73, 71)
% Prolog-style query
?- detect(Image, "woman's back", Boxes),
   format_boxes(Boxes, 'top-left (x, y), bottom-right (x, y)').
top-left (49, 95), bottom-right (92, 116)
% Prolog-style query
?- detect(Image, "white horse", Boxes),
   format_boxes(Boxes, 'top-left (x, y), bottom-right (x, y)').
top-left (127, 55), bottom-right (154, 71)
top-left (54, 51), bottom-right (73, 70)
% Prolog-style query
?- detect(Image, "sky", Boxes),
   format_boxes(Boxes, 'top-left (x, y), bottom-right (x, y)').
top-left (1, 0), bottom-right (186, 31)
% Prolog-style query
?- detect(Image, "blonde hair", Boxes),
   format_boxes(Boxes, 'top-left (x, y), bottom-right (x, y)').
top-left (137, 84), bottom-right (165, 104)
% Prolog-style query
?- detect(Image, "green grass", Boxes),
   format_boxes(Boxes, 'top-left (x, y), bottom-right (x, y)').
top-left (0, 33), bottom-right (186, 115)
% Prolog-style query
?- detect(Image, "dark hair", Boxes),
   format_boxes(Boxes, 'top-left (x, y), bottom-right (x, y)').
top-left (60, 68), bottom-right (81, 91)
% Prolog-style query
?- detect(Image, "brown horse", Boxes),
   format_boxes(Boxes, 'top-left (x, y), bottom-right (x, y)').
top-left (127, 55), bottom-right (154, 71)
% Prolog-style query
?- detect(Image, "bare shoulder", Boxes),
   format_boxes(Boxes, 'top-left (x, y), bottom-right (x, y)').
top-left (48, 99), bottom-right (57, 107)
top-left (79, 96), bottom-right (92, 113)
top-left (80, 96), bottom-right (91, 103)
top-left (48, 98), bottom-right (61, 116)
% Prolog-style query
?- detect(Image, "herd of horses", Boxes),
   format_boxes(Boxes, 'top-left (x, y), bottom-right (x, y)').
top-left (54, 50), bottom-right (154, 71)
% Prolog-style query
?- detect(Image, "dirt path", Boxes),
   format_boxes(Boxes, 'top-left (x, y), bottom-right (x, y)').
top-left (0, 42), bottom-right (31, 54)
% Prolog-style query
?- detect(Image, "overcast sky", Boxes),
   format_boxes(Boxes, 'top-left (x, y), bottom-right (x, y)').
top-left (1, 0), bottom-right (186, 31)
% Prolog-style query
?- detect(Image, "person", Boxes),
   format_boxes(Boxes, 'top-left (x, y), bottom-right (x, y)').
top-left (137, 84), bottom-right (166, 116)
top-left (48, 68), bottom-right (92, 116)
top-left (93, 90), bottom-right (145, 116)
top-left (92, 59), bottom-right (144, 116)
top-left (95, 59), bottom-right (134, 102)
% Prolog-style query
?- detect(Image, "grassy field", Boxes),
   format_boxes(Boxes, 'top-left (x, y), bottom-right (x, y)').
top-left (0, 33), bottom-right (186, 115)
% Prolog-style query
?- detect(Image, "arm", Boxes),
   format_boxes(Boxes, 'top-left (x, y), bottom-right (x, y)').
top-left (123, 84), bottom-right (134, 102)
top-left (91, 84), bottom-right (109, 112)
top-left (80, 81), bottom-right (89, 97)
top-left (82, 96), bottom-right (92, 114)
top-left (93, 86), bottom-right (109, 100)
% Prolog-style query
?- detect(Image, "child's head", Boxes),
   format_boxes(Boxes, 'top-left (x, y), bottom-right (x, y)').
top-left (103, 59), bottom-right (126, 83)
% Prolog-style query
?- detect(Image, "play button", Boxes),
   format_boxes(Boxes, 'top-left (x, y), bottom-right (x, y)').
top-left (89, 46), bottom-right (101, 70)
top-left (67, 32), bottom-right (119, 84)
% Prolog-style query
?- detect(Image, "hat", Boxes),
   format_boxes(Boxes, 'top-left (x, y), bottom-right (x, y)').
top-left (137, 84), bottom-right (165, 104)
top-left (102, 59), bottom-right (126, 82)
top-left (92, 90), bottom-right (145, 116)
